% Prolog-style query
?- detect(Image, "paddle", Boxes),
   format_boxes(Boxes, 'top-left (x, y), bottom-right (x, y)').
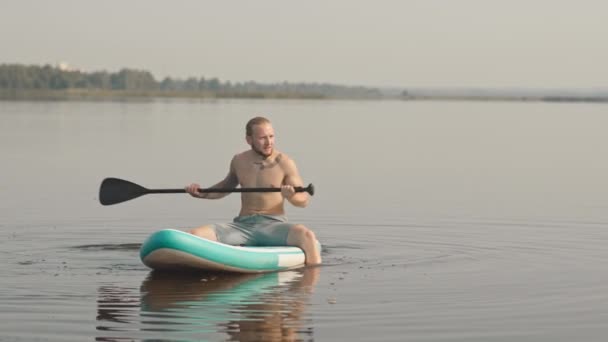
top-left (99, 177), bottom-right (315, 206)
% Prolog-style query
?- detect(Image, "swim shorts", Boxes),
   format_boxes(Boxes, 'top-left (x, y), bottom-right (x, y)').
top-left (211, 214), bottom-right (296, 246)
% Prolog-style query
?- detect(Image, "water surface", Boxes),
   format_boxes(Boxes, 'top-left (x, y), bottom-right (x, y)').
top-left (1, 99), bottom-right (607, 341)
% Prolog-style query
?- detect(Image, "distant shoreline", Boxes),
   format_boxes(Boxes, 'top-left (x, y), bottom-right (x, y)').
top-left (2, 89), bottom-right (608, 104)
top-left (0, 89), bottom-right (329, 101)
top-left (2, 89), bottom-right (607, 104)
top-left (401, 94), bottom-right (608, 103)
top-left (0, 63), bottom-right (382, 101)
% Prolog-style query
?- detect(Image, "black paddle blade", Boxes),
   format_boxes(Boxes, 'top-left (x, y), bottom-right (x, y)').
top-left (303, 183), bottom-right (315, 196)
top-left (99, 178), bottom-right (149, 205)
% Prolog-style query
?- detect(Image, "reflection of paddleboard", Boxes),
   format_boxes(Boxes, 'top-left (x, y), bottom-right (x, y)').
top-left (140, 270), bottom-right (301, 311)
top-left (140, 229), bottom-right (312, 273)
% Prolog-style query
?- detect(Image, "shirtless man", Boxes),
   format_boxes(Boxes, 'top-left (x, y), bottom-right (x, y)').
top-left (185, 116), bottom-right (321, 265)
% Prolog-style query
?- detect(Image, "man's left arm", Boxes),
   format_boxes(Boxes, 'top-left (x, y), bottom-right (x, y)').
top-left (281, 157), bottom-right (310, 208)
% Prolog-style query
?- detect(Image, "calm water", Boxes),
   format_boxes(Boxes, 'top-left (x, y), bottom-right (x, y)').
top-left (1, 98), bottom-right (607, 341)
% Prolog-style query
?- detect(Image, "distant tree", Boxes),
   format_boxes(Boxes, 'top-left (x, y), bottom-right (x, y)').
top-left (198, 77), bottom-right (206, 90)
top-left (49, 70), bottom-right (69, 89)
top-left (87, 71), bottom-right (111, 89)
top-left (160, 77), bottom-right (176, 91)
top-left (111, 69), bottom-right (158, 90)
top-left (183, 77), bottom-right (199, 91)
top-left (207, 78), bottom-right (220, 91)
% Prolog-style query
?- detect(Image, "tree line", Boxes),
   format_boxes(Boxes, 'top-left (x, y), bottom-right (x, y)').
top-left (0, 63), bottom-right (382, 99)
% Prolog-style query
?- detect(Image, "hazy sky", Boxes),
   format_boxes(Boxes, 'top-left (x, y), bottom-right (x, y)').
top-left (2, 0), bottom-right (607, 88)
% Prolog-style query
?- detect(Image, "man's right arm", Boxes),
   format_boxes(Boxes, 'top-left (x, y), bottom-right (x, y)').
top-left (185, 156), bottom-right (239, 199)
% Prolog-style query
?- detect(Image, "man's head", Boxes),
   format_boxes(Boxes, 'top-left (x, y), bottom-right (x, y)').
top-left (246, 116), bottom-right (275, 158)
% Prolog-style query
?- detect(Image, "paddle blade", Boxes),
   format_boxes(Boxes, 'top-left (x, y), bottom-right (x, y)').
top-left (299, 183), bottom-right (314, 196)
top-left (99, 178), bottom-right (148, 205)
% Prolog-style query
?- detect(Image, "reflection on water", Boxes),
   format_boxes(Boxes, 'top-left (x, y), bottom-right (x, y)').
top-left (96, 268), bottom-right (319, 341)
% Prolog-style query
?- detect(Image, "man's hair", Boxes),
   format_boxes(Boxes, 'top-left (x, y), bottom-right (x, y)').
top-left (246, 116), bottom-right (271, 136)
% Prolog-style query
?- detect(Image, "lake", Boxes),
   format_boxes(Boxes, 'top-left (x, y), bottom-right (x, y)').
top-left (1, 98), bottom-right (607, 341)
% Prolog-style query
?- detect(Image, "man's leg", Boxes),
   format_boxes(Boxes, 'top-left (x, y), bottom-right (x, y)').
top-left (190, 225), bottom-right (218, 241)
top-left (287, 224), bottom-right (322, 265)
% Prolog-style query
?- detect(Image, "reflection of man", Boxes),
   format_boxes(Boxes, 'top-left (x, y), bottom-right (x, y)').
top-left (223, 268), bottom-right (319, 342)
top-left (185, 116), bottom-right (321, 265)
top-left (136, 268), bottom-right (320, 341)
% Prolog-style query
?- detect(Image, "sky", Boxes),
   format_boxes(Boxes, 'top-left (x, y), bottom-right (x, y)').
top-left (1, 0), bottom-right (607, 88)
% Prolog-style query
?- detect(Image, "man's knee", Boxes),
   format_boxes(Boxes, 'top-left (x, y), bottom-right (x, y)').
top-left (288, 224), bottom-right (322, 265)
top-left (290, 224), bottom-right (316, 243)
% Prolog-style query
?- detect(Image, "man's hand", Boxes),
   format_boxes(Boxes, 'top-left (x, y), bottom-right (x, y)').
top-left (185, 183), bottom-right (203, 198)
top-left (280, 185), bottom-right (296, 200)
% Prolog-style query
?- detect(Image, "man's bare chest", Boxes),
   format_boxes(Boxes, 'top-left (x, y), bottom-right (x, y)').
top-left (236, 161), bottom-right (285, 187)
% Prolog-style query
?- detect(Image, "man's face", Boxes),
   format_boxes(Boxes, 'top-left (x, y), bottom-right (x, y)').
top-left (247, 123), bottom-right (275, 158)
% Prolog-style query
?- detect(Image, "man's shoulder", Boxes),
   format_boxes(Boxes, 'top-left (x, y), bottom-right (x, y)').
top-left (275, 151), bottom-right (293, 164)
top-left (232, 150), bottom-right (252, 162)
top-left (276, 152), bottom-right (298, 170)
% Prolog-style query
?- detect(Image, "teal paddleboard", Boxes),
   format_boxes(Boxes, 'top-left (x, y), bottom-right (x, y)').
top-left (140, 229), bottom-right (310, 273)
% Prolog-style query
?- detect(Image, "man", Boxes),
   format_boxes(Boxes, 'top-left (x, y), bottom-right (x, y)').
top-left (185, 116), bottom-right (321, 265)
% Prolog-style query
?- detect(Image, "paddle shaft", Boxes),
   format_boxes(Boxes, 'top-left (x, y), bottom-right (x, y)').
top-left (148, 186), bottom-right (311, 194)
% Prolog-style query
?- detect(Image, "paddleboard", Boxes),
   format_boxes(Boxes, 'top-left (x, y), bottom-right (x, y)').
top-left (140, 229), bottom-right (312, 273)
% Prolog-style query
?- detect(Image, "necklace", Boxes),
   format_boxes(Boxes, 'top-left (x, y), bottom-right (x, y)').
top-left (253, 153), bottom-right (282, 170)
